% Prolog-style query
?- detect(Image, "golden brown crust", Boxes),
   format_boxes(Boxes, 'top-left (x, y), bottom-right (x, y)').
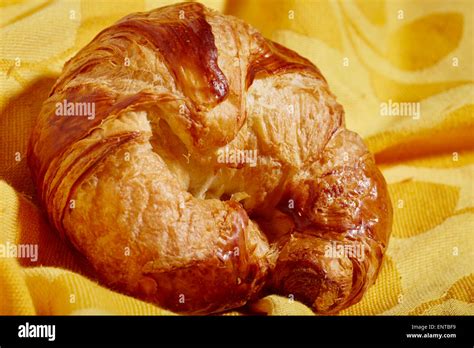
top-left (28, 2), bottom-right (392, 314)
top-left (272, 129), bottom-right (391, 312)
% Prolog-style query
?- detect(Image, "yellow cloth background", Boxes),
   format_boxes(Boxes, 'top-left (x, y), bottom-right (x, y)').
top-left (0, 0), bottom-right (473, 315)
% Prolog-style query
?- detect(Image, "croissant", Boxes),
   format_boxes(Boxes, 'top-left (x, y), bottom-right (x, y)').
top-left (28, 2), bottom-right (392, 314)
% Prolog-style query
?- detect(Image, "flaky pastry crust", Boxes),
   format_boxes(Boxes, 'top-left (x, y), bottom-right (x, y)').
top-left (28, 2), bottom-right (392, 314)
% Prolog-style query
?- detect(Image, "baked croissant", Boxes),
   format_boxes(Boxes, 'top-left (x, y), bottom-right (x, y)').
top-left (28, 2), bottom-right (392, 314)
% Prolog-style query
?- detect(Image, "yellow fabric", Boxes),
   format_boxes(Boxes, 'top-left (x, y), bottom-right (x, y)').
top-left (0, 0), bottom-right (473, 315)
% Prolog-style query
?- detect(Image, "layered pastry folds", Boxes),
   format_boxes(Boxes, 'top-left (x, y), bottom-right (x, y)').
top-left (28, 2), bottom-right (392, 314)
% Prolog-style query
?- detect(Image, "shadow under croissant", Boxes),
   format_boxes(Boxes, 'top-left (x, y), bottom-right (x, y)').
top-left (0, 76), bottom-right (57, 201)
top-left (13, 191), bottom-right (95, 277)
top-left (0, 76), bottom-right (97, 279)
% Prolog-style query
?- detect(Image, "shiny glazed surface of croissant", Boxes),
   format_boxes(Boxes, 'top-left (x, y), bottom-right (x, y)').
top-left (28, 2), bottom-right (392, 314)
